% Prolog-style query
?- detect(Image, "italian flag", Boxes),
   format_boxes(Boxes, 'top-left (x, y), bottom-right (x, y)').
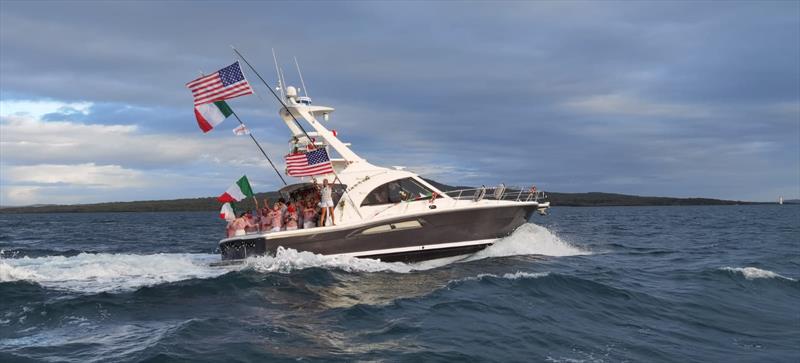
top-left (218, 175), bottom-right (254, 203)
top-left (220, 202), bottom-right (235, 221)
top-left (194, 100), bottom-right (233, 133)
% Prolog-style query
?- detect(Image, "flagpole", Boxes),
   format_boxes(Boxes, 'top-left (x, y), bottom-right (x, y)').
top-left (230, 110), bottom-right (288, 186)
top-left (193, 69), bottom-right (287, 186)
top-left (230, 46), bottom-right (314, 143)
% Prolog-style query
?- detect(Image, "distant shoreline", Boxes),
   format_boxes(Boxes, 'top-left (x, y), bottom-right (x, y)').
top-left (0, 190), bottom-right (774, 214)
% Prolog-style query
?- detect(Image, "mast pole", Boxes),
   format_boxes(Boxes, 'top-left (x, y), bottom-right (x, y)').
top-left (231, 46), bottom-right (314, 143)
top-left (230, 110), bottom-right (288, 186)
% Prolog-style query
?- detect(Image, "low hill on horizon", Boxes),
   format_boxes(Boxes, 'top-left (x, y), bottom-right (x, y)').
top-left (0, 188), bottom-right (759, 214)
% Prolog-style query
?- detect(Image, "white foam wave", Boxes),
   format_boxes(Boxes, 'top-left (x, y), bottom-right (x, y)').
top-left (244, 247), bottom-right (415, 274)
top-left (0, 260), bottom-right (42, 281)
top-left (466, 223), bottom-right (589, 261)
top-left (0, 253), bottom-right (224, 293)
top-left (245, 224), bottom-right (585, 274)
top-left (721, 267), bottom-right (796, 281)
top-left (452, 271), bottom-right (550, 284)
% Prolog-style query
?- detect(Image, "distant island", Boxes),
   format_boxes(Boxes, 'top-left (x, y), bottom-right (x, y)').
top-left (0, 180), bottom-right (764, 214)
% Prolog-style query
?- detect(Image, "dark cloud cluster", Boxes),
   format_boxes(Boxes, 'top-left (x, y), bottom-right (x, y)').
top-left (1, 1), bottom-right (798, 202)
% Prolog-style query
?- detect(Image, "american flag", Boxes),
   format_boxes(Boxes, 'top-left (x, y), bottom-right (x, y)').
top-left (186, 62), bottom-right (254, 106)
top-left (285, 148), bottom-right (334, 177)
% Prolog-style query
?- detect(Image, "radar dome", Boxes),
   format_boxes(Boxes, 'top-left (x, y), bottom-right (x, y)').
top-left (286, 86), bottom-right (298, 97)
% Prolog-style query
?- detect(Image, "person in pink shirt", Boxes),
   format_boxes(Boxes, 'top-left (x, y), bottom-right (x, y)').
top-left (244, 211), bottom-right (258, 234)
top-left (229, 213), bottom-right (251, 237)
top-left (284, 202), bottom-right (299, 231)
top-left (303, 200), bottom-right (317, 229)
top-left (269, 203), bottom-right (283, 232)
top-left (226, 219), bottom-right (236, 238)
top-left (259, 208), bottom-right (272, 232)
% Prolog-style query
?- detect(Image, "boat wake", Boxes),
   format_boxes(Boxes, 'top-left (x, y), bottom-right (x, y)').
top-left (243, 247), bottom-right (414, 274)
top-left (0, 253), bottom-right (223, 293)
top-left (0, 223), bottom-right (585, 293)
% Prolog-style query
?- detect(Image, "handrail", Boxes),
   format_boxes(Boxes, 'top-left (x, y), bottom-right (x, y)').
top-left (443, 185), bottom-right (547, 204)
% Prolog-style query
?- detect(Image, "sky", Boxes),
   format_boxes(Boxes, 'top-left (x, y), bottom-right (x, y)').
top-left (0, 1), bottom-right (798, 206)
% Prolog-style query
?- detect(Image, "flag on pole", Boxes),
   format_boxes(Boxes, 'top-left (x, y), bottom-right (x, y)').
top-left (220, 202), bottom-right (235, 221)
top-left (186, 61), bottom-right (254, 106)
top-left (218, 175), bottom-right (254, 203)
top-left (285, 148), bottom-right (334, 177)
top-left (194, 100), bottom-right (233, 133)
top-left (232, 124), bottom-right (250, 136)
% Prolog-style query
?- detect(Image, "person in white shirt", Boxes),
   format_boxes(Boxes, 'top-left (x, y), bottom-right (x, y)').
top-left (317, 178), bottom-right (335, 226)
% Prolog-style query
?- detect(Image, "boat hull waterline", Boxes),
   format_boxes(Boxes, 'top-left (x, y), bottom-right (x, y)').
top-left (218, 204), bottom-right (539, 263)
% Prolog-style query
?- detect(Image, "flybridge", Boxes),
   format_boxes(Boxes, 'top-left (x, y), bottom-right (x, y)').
top-left (235, 47), bottom-right (371, 180)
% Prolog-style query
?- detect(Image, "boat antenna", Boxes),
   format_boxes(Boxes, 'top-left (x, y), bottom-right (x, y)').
top-left (271, 48), bottom-right (284, 99)
top-left (294, 56), bottom-right (309, 97)
top-left (231, 46), bottom-right (314, 143)
top-left (279, 66), bottom-right (287, 95)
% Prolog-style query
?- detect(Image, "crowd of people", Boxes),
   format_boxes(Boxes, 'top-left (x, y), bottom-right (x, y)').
top-left (226, 179), bottom-right (336, 238)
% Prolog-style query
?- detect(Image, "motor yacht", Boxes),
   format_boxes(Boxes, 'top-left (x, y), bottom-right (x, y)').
top-left (218, 85), bottom-right (549, 263)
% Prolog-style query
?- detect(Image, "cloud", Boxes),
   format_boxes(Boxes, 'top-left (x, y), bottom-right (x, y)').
top-left (0, 108), bottom-right (294, 205)
top-left (0, 99), bottom-right (93, 118)
top-left (5, 163), bottom-right (145, 188)
top-left (0, 113), bottom-right (284, 169)
top-left (562, 93), bottom-right (710, 118)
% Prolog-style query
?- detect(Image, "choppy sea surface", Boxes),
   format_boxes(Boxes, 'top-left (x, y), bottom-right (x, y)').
top-left (1, 205), bottom-right (798, 362)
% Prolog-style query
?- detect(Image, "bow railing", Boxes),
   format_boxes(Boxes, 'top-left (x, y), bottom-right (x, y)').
top-left (442, 185), bottom-right (547, 204)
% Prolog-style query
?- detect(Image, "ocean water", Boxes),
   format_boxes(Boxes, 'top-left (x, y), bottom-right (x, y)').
top-left (0, 205), bottom-right (798, 362)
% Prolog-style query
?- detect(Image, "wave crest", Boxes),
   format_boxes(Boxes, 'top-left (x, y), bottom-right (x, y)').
top-left (452, 271), bottom-right (550, 284)
top-left (720, 267), bottom-right (796, 281)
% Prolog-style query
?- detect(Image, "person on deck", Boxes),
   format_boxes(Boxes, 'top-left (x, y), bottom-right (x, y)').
top-left (278, 198), bottom-right (287, 213)
top-left (317, 178), bottom-right (335, 226)
top-left (269, 202), bottom-right (283, 232)
top-left (285, 202), bottom-right (299, 231)
top-left (244, 211), bottom-right (258, 234)
top-left (303, 200), bottom-right (317, 229)
top-left (259, 208), bottom-right (272, 232)
top-left (230, 213), bottom-right (251, 237)
top-left (226, 219), bottom-right (236, 238)
top-left (296, 199), bottom-right (304, 228)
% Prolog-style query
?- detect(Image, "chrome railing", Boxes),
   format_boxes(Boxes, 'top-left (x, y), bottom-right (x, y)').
top-left (442, 185), bottom-right (547, 204)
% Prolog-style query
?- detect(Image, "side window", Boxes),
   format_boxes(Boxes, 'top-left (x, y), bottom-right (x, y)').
top-left (398, 178), bottom-right (434, 200)
top-left (362, 184), bottom-right (389, 206)
top-left (361, 178), bottom-right (435, 206)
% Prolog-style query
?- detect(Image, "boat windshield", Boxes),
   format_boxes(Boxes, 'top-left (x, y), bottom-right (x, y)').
top-left (361, 178), bottom-right (435, 206)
